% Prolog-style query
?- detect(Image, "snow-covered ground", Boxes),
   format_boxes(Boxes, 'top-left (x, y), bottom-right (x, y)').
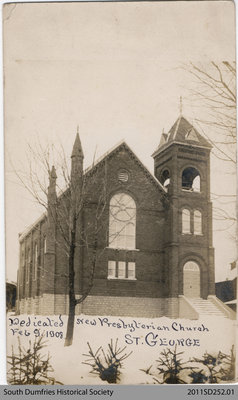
top-left (6, 313), bottom-right (237, 384)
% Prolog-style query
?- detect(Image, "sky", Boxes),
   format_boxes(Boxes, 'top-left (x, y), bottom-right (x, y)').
top-left (3, 0), bottom-right (237, 284)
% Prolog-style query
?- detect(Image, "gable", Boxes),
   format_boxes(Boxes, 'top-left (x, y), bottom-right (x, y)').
top-left (185, 127), bottom-right (199, 142)
top-left (19, 142), bottom-right (167, 242)
top-left (85, 142), bottom-right (166, 194)
top-left (84, 143), bottom-right (167, 210)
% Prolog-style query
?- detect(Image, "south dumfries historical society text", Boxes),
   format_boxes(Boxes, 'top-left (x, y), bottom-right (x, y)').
top-left (4, 388), bottom-right (114, 397)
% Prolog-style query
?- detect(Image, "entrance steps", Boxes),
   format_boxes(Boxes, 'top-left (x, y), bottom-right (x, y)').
top-left (179, 295), bottom-right (236, 320)
top-left (189, 298), bottom-right (227, 318)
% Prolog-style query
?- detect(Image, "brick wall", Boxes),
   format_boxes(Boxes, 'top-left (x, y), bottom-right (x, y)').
top-left (16, 141), bottom-right (215, 318)
top-left (81, 295), bottom-right (166, 317)
top-left (80, 145), bottom-right (166, 299)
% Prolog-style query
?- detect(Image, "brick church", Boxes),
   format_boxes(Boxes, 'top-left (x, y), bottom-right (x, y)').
top-left (16, 115), bottom-right (234, 319)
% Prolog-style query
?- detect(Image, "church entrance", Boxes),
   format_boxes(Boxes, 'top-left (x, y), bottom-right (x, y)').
top-left (183, 261), bottom-right (200, 297)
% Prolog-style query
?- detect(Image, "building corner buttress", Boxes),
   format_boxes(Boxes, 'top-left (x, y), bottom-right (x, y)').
top-left (70, 130), bottom-right (84, 295)
top-left (43, 166), bottom-right (57, 304)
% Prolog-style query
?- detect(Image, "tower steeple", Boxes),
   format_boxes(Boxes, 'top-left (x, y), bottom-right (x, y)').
top-left (71, 130), bottom-right (84, 183)
top-left (48, 165), bottom-right (57, 203)
top-left (71, 130), bottom-right (84, 159)
top-left (152, 114), bottom-right (215, 301)
top-left (49, 165), bottom-right (57, 188)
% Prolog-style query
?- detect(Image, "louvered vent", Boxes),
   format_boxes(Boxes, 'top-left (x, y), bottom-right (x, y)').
top-left (118, 169), bottom-right (129, 182)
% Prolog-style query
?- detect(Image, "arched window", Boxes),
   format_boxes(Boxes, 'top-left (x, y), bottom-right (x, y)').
top-left (182, 167), bottom-right (200, 192)
top-left (160, 169), bottom-right (170, 188)
top-left (182, 209), bottom-right (191, 234)
top-left (194, 210), bottom-right (202, 235)
top-left (34, 243), bottom-right (38, 280)
top-left (43, 237), bottom-right (47, 276)
top-left (109, 193), bottom-right (136, 249)
top-left (184, 261), bottom-right (200, 271)
top-left (26, 247), bottom-right (30, 283)
top-left (20, 247), bottom-right (25, 285)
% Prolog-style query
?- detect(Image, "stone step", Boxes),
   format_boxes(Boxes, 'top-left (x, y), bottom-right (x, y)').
top-left (189, 299), bottom-right (226, 317)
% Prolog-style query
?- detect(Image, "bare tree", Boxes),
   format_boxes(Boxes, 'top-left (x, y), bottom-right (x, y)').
top-left (14, 137), bottom-right (139, 347)
top-left (14, 136), bottom-right (110, 346)
top-left (63, 151), bottom-right (109, 346)
top-left (183, 61), bottom-right (236, 232)
top-left (184, 61), bottom-right (236, 164)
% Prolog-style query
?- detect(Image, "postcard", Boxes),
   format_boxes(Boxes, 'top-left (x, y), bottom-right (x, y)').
top-left (4, 0), bottom-right (237, 385)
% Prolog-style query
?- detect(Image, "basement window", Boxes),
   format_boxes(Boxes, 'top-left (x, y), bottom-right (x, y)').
top-left (107, 261), bottom-right (136, 280)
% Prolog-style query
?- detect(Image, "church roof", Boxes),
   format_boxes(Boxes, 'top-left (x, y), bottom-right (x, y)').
top-left (84, 141), bottom-right (166, 193)
top-left (153, 116), bottom-right (212, 157)
top-left (19, 140), bottom-right (166, 242)
top-left (19, 212), bottom-right (47, 242)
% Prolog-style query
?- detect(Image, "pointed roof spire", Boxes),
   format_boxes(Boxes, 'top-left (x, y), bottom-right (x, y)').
top-left (48, 165), bottom-right (57, 194)
top-left (50, 165), bottom-right (57, 180)
top-left (71, 128), bottom-right (84, 158)
top-left (153, 115), bottom-right (212, 157)
top-left (158, 131), bottom-right (168, 147)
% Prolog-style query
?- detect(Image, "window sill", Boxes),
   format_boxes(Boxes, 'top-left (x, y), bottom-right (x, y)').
top-left (181, 189), bottom-right (201, 194)
top-left (106, 247), bottom-right (140, 251)
top-left (182, 233), bottom-right (203, 236)
top-left (107, 277), bottom-right (137, 281)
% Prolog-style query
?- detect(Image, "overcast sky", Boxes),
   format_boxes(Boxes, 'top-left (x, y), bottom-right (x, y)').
top-left (3, 1), bottom-right (236, 283)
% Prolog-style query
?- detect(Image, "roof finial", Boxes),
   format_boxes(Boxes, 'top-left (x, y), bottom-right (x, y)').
top-left (71, 128), bottom-right (84, 158)
top-left (179, 96), bottom-right (183, 116)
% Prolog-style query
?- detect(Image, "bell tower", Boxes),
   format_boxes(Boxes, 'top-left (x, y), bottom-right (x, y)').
top-left (152, 116), bottom-right (215, 301)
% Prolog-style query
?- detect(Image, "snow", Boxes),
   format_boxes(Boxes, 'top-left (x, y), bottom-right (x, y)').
top-left (6, 313), bottom-right (237, 385)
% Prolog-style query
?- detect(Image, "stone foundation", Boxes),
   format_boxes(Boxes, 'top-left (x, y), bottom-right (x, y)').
top-left (17, 295), bottom-right (181, 318)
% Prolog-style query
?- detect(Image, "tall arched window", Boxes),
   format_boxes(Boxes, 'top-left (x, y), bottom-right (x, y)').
top-left (20, 247), bottom-right (25, 286)
top-left (43, 237), bottom-right (47, 276)
top-left (34, 243), bottom-right (38, 280)
top-left (26, 247), bottom-right (30, 283)
top-left (194, 210), bottom-right (202, 235)
top-left (182, 209), bottom-right (191, 234)
top-left (109, 193), bottom-right (136, 249)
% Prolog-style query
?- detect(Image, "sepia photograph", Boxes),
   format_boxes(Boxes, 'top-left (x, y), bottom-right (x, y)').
top-left (3, 0), bottom-right (237, 385)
